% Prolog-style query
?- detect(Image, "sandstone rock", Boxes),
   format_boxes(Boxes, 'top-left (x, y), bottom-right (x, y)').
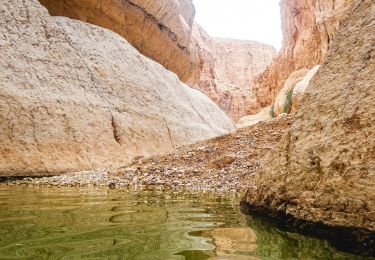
top-left (188, 23), bottom-right (276, 121)
top-left (273, 69), bottom-right (309, 116)
top-left (0, 0), bottom-right (235, 176)
top-left (315, 0), bottom-right (355, 58)
top-left (263, 66), bottom-right (321, 118)
top-left (12, 115), bottom-right (293, 191)
top-left (244, 0), bottom-right (375, 246)
top-left (292, 66), bottom-right (321, 96)
top-left (250, 0), bottom-right (354, 115)
top-left (291, 65), bottom-right (321, 112)
top-left (38, 0), bottom-right (198, 81)
top-left (36, 1), bottom-right (277, 121)
top-left (237, 107), bottom-right (272, 129)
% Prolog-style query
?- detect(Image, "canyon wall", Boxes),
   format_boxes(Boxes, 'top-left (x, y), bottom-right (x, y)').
top-left (38, 0), bottom-right (277, 121)
top-left (0, 0), bottom-right (235, 176)
top-left (243, 0), bottom-right (375, 248)
top-left (38, 0), bottom-right (198, 81)
top-left (249, 0), bottom-right (354, 114)
top-left (189, 24), bottom-right (276, 121)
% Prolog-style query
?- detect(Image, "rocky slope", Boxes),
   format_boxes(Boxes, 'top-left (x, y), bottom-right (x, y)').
top-left (38, 0), bottom-right (198, 81)
top-left (243, 0), bottom-right (375, 253)
top-left (0, 0), bottom-right (234, 176)
top-left (189, 24), bottom-right (276, 121)
top-left (5, 117), bottom-right (293, 191)
top-left (249, 0), bottom-right (354, 114)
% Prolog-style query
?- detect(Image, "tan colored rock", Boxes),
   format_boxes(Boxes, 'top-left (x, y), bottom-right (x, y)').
top-left (291, 65), bottom-right (321, 112)
top-left (315, 0), bottom-right (355, 58)
top-left (292, 66), bottom-right (321, 96)
top-left (273, 69), bottom-right (309, 116)
top-left (0, 0), bottom-right (235, 176)
top-left (270, 66), bottom-right (321, 117)
top-left (188, 24), bottom-right (276, 122)
top-left (264, 66), bottom-right (321, 118)
top-left (250, 0), bottom-right (354, 115)
top-left (237, 107), bottom-right (272, 129)
top-left (38, 0), bottom-right (198, 81)
top-left (244, 0), bottom-right (375, 242)
top-left (36, 0), bottom-right (277, 121)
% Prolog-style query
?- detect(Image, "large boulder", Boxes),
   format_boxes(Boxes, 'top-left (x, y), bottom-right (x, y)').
top-left (38, 0), bottom-right (198, 81)
top-left (243, 0), bottom-right (375, 252)
top-left (0, 0), bottom-right (234, 176)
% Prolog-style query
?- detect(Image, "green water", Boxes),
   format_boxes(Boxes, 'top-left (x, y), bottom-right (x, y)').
top-left (0, 186), bottom-right (369, 260)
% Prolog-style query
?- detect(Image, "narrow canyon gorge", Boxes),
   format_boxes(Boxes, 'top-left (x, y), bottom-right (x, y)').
top-left (0, 0), bottom-right (374, 258)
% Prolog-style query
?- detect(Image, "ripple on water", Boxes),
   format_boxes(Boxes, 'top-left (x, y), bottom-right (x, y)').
top-left (0, 186), bottom-right (371, 260)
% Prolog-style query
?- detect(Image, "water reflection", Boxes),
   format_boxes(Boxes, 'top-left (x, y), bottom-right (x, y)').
top-left (0, 186), bottom-right (371, 259)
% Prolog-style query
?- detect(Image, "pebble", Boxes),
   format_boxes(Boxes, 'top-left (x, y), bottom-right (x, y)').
top-left (3, 117), bottom-right (293, 193)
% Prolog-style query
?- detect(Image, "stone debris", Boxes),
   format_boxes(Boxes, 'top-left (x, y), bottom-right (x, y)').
top-left (4, 117), bottom-right (293, 192)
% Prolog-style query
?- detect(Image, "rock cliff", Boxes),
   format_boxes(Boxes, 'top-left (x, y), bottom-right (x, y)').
top-left (243, 0), bottom-right (375, 252)
top-left (38, 0), bottom-right (198, 81)
top-left (37, 1), bottom-right (277, 121)
top-left (189, 24), bottom-right (276, 121)
top-left (250, 0), bottom-right (354, 114)
top-left (0, 0), bottom-right (235, 176)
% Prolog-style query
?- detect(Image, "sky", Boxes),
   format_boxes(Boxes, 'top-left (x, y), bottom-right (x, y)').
top-left (193, 0), bottom-right (282, 50)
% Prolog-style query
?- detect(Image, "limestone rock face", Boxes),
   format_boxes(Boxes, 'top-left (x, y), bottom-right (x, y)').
top-left (189, 24), bottom-right (276, 121)
top-left (244, 0), bottom-right (375, 237)
top-left (0, 0), bottom-right (235, 176)
top-left (38, 0), bottom-right (198, 81)
top-left (251, 0), bottom-right (354, 114)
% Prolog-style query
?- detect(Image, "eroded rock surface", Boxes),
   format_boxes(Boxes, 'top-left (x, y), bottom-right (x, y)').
top-left (250, 0), bottom-right (354, 114)
top-left (189, 24), bottom-right (276, 121)
top-left (6, 117), bottom-right (293, 191)
top-left (244, 0), bottom-right (375, 247)
top-left (273, 69), bottom-right (309, 116)
top-left (38, 0), bottom-right (198, 81)
top-left (37, 1), bottom-right (278, 121)
top-left (0, 0), bottom-right (234, 176)
top-left (237, 107), bottom-right (273, 129)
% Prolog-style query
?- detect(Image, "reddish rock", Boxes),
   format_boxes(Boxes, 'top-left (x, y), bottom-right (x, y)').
top-left (189, 24), bottom-right (276, 121)
top-left (250, 0), bottom-right (354, 114)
